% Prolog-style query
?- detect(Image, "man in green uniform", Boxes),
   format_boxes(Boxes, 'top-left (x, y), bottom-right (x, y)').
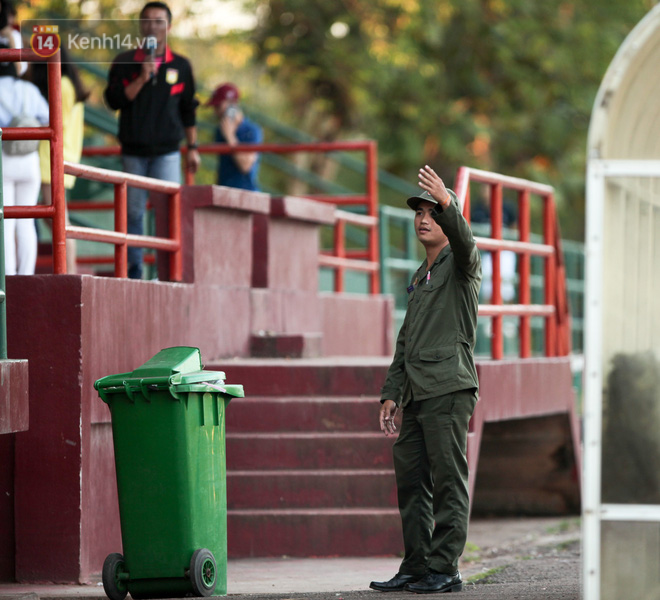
top-left (370, 165), bottom-right (481, 594)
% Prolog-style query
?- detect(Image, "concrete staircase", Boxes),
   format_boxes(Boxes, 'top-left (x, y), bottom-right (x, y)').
top-left (218, 358), bottom-right (403, 558)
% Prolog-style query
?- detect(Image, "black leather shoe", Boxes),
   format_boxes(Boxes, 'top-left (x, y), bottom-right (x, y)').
top-left (369, 572), bottom-right (423, 592)
top-left (404, 571), bottom-right (463, 594)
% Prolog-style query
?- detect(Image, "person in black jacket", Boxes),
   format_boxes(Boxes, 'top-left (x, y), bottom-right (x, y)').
top-left (104, 1), bottom-right (200, 279)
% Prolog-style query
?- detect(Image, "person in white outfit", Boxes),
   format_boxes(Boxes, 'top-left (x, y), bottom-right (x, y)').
top-left (0, 57), bottom-right (50, 275)
top-left (0, 0), bottom-right (26, 75)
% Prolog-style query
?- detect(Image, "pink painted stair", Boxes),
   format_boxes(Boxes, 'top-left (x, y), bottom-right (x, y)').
top-left (213, 358), bottom-right (403, 558)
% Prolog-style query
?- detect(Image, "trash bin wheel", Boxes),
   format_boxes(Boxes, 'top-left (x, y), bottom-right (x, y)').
top-left (189, 548), bottom-right (216, 596)
top-left (102, 553), bottom-right (128, 600)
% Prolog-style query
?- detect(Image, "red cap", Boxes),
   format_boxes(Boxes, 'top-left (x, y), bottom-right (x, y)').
top-left (207, 83), bottom-right (240, 106)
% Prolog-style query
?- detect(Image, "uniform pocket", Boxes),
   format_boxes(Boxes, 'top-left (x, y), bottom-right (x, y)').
top-left (419, 272), bottom-right (449, 312)
top-left (419, 345), bottom-right (455, 362)
top-left (417, 345), bottom-right (457, 388)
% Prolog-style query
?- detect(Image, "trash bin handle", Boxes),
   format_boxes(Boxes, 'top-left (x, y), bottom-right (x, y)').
top-left (138, 378), bottom-right (171, 401)
top-left (168, 380), bottom-right (228, 401)
top-left (123, 380), bottom-right (137, 402)
top-left (97, 386), bottom-right (110, 404)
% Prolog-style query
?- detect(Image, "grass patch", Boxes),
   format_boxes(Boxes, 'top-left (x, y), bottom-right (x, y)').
top-left (545, 518), bottom-right (581, 535)
top-left (461, 541), bottom-right (482, 563)
top-left (467, 566), bottom-right (506, 584)
top-left (555, 538), bottom-right (580, 552)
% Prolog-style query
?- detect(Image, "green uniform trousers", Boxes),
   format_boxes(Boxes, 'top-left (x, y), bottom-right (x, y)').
top-left (393, 388), bottom-right (477, 575)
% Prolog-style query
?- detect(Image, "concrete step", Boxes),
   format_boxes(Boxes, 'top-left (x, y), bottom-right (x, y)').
top-left (249, 332), bottom-right (323, 359)
top-left (227, 469), bottom-right (397, 509)
top-left (216, 359), bottom-right (400, 558)
top-left (226, 396), bottom-right (383, 432)
top-left (209, 358), bottom-right (391, 396)
top-left (227, 508), bottom-right (401, 558)
top-left (227, 432), bottom-right (396, 470)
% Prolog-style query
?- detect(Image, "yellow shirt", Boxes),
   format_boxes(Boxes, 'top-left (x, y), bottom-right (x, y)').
top-left (39, 76), bottom-right (85, 190)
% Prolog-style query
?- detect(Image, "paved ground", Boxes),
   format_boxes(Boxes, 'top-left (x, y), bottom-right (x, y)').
top-left (0, 517), bottom-right (581, 600)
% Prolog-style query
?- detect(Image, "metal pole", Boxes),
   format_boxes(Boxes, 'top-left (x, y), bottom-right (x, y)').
top-left (582, 160), bottom-right (606, 600)
top-left (0, 130), bottom-right (7, 359)
top-left (47, 54), bottom-right (66, 273)
top-left (490, 183), bottom-right (503, 360)
top-left (366, 141), bottom-right (380, 294)
top-left (334, 219), bottom-right (345, 293)
top-left (169, 190), bottom-right (182, 281)
top-left (543, 195), bottom-right (557, 356)
top-left (114, 182), bottom-right (128, 278)
top-left (518, 189), bottom-right (531, 358)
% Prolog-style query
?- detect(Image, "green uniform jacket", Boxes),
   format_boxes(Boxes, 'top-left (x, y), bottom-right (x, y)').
top-left (381, 190), bottom-right (482, 405)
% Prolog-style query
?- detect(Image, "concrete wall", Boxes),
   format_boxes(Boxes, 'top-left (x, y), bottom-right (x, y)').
top-left (0, 360), bottom-right (28, 435)
top-left (0, 185), bottom-right (393, 582)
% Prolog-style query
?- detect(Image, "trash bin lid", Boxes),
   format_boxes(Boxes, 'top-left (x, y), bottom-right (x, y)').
top-left (129, 346), bottom-right (203, 379)
top-left (95, 347), bottom-right (237, 403)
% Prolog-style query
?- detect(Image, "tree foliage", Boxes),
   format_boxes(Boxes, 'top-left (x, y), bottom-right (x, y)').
top-left (19, 0), bottom-right (657, 239)
top-left (241, 0), bottom-right (655, 239)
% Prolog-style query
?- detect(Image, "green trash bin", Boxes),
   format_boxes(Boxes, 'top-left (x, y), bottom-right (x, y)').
top-left (95, 346), bottom-right (243, 600)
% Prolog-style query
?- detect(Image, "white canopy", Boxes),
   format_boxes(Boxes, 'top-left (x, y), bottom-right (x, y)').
top-left (584, 5), bottom-right (660, 600)
top-left (588, 5), bottom-right (660, 160)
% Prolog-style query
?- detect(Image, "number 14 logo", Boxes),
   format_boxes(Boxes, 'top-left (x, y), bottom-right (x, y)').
top-left (30, 25), bottom-right (61, 58)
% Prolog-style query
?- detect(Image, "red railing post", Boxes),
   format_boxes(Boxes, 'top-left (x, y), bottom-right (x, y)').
top-left (464, 187), bottom-right (472, 225)
top-left (544, 195), bottom-right (557, 356)
top-left (82, 141), bottom-right (380, 288)
top-left (114, 182), bottom-right (128, 278)
top-left (183, 149), bottom-right (194, 186)
top-left (490, 183), bottom-right (503, 360)
top-left (334, 219), bottom-right (346, 293)
top-left (518, 189), bottom-right (531, 357)
top-left (47, 55), bottom-right (66, 274)
top-left (454, 167), bottom-right (568, 361)
top-left (169, 190), bottom-right (182, 282)
top-left (366, 141), bottom-right (380, 294)
top-left (453, 166), bottom-right (470, 208)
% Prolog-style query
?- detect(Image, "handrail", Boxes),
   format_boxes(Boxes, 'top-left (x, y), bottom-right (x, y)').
top-left (63, 161), bottom-right (182, 280)
top-left (3, 44), bottom-right (380, 285)
top-left (0, 47), bottom-right (65, 272)
top-left (0, 49), bottom-right (184, 281)
top-left (82, 140), bottom-right (381, 293)
top-left (454, 166), bottom-right (571, 359)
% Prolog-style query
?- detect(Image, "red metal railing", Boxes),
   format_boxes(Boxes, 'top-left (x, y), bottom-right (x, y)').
top-left (82, 141), bottom-right (381, 293)
top-left (2, 48), bottom-right (566, 342)
top-left (1, 48), bottom-right (65, 272)
top-left (63, 161), bottom-right (182, 280)
top-left (454, 166), bottom-right (571, 359)
top-left (322, 209), bottom-right (379, 293)
top-left (0, 48), bottom-right (184, 280)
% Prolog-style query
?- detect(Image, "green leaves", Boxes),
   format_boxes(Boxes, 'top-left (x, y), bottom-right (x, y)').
top-left (242, 0), bottom-right (651, 239)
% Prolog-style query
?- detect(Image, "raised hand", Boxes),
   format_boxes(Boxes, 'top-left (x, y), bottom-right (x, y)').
top-left (418, 165), bottom-right (450, 207)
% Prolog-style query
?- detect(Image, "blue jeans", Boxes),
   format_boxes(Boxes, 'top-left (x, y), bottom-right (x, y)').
top-left (122, 151), bottom-right (181, 279)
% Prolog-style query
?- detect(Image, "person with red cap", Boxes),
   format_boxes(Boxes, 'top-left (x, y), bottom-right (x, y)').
top-left (208, 82), bottom-right (262, 192)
